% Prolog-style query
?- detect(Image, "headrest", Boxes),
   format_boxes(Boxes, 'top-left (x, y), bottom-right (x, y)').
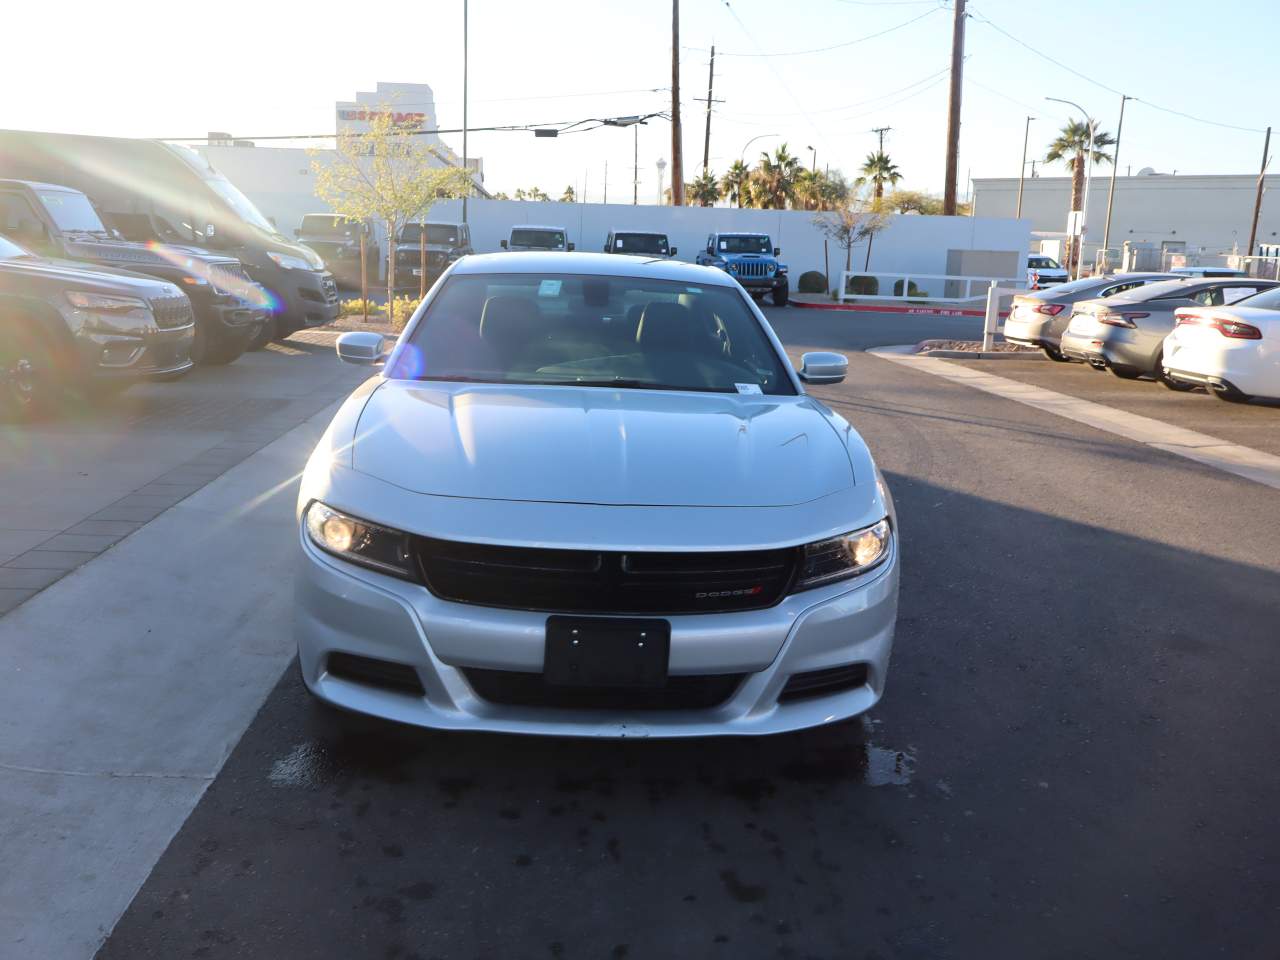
top-left (635, 301), bottom-right (698, 350)
top-left (478, 296), bottom-right (539, 344)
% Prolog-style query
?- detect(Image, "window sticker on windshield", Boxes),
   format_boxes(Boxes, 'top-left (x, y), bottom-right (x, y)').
top-left (719, 240), bottom-right (728, 250)
top-left (538, 280), bottom-right (562, 297)
top-left (685, 287), bottom-right (703, 294)
top-left (735, 383), bottom-right (763, 395)
top-left (616, 238), bottom-right (624, 248)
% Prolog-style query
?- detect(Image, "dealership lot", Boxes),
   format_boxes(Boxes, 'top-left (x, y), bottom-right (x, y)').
top-left (4, 309), bottom-right (1279, 960)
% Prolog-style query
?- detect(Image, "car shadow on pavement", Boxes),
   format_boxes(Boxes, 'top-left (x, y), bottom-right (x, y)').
top-left (98, 476), bottom-right (1280, 960)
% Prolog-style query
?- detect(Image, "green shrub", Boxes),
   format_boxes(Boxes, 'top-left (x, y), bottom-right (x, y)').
top-left (844, 275), bottom-right (879, 296)
top-left (892, 279), bottom-right (928, 298)
top-left (798, 271), bottom-right (827, 294)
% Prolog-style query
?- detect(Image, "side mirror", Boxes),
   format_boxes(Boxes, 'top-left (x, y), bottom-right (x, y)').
top-left (773, 247), bottom-right (781, 257)
top-left (669, 246), bottom-right (677, 257)
top-left (798, 351), bottom-right (848, 385)
top-left (500, 239), bottom-right (508, 249)
top-left (336, 331), bottom-right (389, 366)
top-left (567, 242), bottom-right (575, 251)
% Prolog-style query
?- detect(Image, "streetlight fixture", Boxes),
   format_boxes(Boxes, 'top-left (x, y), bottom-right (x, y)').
top-left (740, 133), bottom-right (779, 165)
top-left (807, 144), bottom-right (817, 172)
top-left (1046, 96), bottom-right (1095, 280)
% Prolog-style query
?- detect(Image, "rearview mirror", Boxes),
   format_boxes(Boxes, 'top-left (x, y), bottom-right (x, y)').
top-left (798, 351), bottom-right (848, 385)
top-left (336, 331), bottom-right (389, 365)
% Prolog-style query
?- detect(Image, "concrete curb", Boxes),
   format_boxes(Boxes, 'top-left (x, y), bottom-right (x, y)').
top-left (866, 345), bottom-right (1044, 361)
top-left (791, 299), bottom-right (1011, 319)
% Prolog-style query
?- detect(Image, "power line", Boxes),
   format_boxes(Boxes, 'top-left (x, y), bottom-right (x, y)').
top-left (970, 7), bottom-right (1266, 134)
top-left (711, 64), bottom-right (950, 118)
top-left (691, 6), bottom-right (943, 57)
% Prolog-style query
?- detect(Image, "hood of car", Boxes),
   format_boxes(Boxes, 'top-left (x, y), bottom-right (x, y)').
top-left (63, 238), bottom-right (237, 268)
top-left (350, 381), bottom-right (854, 507)
top-left (0, 256), bottom-right (179, 299)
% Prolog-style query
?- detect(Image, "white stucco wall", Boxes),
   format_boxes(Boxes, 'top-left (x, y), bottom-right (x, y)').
top-left (973, 174), bottom-right (1280, 258)
top-left (189, 143), bottom-right (1031, 289)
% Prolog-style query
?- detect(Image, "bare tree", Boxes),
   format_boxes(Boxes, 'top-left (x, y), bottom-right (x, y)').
top-left (812, 199), bottom-right (891, 293)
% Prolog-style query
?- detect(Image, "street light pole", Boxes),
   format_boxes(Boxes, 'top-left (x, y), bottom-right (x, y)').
top-left (462, 0), bottom-right (469, 225)
top-left (1101, 94), bottom-right (1131, 263)
top-left (740, 133), bottom-right (778, 165)
top-left (633, 125), bottom-right (639, 205)
top-left (1015, 115), bottom-right (1033, 219)
top-left (807, 145), bottom-right (817, 172)
top-left (1047, 97), bottom-right (1094, 280)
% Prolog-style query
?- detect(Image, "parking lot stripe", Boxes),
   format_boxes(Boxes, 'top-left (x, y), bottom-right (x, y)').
top-left (870, 349), bottom-right (1280, 492)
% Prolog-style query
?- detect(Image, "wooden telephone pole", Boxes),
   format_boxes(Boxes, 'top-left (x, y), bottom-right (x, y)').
top-left (1246, 126), bottom-right (1272, 259)
top-left (695, 46), bottom-right (725, 174)
top-left (942, 0), bottom-right (966, 215)
top-left (670, 0), bottom-right (685, 205)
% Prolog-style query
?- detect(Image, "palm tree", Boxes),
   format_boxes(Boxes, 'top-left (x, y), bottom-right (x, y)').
top-left (858, 152), bottom-right (902, 199)
top-left (559, 185), bottom-right (576, 203)
top-left (750, 144), bottom-right (802, 209)
top-left (719, 160), bottom-right (750, 208)
top-left (1046, 119), bottom-right (1115, 272)
top-left (688, 170), bottom-right (719, 207)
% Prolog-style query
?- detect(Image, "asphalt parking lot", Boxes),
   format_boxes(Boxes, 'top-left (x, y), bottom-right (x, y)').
top-left (5, 308), bottom-right (1280, 960)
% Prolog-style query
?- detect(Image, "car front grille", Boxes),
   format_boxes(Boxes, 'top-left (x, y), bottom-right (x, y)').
top-left (149, 294), bottom-right (194, 329)
top-left (414, 537), bottom-right (800, 615)
top-left (736, 260), bottom-right (769, 278)
top-left (463, 668), bottom-right (745, 711)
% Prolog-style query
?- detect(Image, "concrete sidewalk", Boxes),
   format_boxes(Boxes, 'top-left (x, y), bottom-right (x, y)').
top-left (0, 400), bottom-right (338, 960)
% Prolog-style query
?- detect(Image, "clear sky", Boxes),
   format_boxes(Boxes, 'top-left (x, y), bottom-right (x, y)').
top-left (3, 0), bottom-right (1276, 201)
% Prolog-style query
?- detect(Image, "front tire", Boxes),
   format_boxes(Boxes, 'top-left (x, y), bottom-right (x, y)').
top-left (247, 316), bottom-right (277, 350)
top-left (0, 312), bottom-right (56, 422)
top-left (771, 282), bottom-right (789, 307)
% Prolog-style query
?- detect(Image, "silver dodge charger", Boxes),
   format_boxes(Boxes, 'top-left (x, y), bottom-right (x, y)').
top-left (295, 252), bottom-right (899, 737)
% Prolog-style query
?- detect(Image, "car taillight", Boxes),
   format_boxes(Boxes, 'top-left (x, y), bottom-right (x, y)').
top-left (1098, 311), bottom-right (1149, 328)
top-left (1034, 303), bottom-right (1065, 316)
top-left (1212, 317), bottom-right (1262, 339)
top-left (1174, 311), bottom-right (1202, 327)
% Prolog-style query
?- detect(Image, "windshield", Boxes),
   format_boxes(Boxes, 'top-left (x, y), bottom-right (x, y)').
top-left (301, 215), bottom-right (357, 238)
top-left (1028, 257), bottom-right (1061, 269)
top-left (1229, 286), bottom-right (1280, 310)
top-left (718, 235), bottom-right (771, 255)
top-left (510, 229), bottom-right (565, 249)
top-left (393, 273), bottom-right (794, 396)
top-left (0, 234), bottom-right (33, 259)
top-left (614, 234), bottom-right (669, 255)
top-left (400, 224), bottom-right (461, 245)
top-left (37, 191), bottom-right (109, 234)
top-left (205, 177), bottom-right (279, 236)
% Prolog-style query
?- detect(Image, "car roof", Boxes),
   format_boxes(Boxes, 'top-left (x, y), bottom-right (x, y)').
top-left (611, 229), bottom-right (668, 236)
top-left (511, 224), bottom-right (568, 232)
top-left (0, 178), bottom-right (78, 193)
top-left (714, 231), bottom-right (769, 237)
top-left (453, 251), bottom-right (737, 286)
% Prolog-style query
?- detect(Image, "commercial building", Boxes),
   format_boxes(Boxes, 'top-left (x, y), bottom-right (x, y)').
top-left (972, 172), bottom-right (1280, 267)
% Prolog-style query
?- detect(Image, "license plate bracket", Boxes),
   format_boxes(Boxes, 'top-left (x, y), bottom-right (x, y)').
top-left (544, 616), bottom-right (670, 687)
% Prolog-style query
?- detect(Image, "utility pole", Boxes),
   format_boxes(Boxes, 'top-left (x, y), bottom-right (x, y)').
top-left (695, 46), bottom-right (724, 174)
top-left (462, 0), bottom-right (469, 224)
top-left (670, 0), bottom-right (685, 206)
top-left (1015, 115), bottom-right (1033, 219)
top-left (1029, 160), bottom-right (1038, 178)
top-left (942, 0), bottom-right (965, 215)
top-left (1101, 94), bottom-right (1130, 259)
top-left (872, 126), bottom-right (892, 155)
top-left (633, 125), bottom-right (639, 205)
top-left (1247, 126), bottom-right (1271, 259)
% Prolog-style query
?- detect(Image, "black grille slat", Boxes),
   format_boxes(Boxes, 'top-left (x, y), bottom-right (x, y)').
top-left (464, 668), bottom-right (744, 711)
top-left (150, 294), bottom-right (194, 329)
top-left (416, 536), bottom-right (798, 615)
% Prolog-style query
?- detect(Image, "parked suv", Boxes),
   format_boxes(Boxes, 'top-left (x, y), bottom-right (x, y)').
top-left (0, 180), bottom-right (264, 365)
top-left (696, 232), bottom-right (788, 305)
top-left (1, 232), bottom-right (194, 417)
top-left (394, 221), bottom-right (474, 290)
top-left (296, 215), bottom-right (377, 288)
top-left (603, 230), bottom-right (675, 258)
top-left (501, 225), bottom-right (573, 252)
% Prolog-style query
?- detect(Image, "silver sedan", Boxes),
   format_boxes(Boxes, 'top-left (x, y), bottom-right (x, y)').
top-left (294, 253), bottom-right (899, 737)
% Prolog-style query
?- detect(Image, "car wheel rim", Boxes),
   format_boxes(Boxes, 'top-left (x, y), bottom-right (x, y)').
top-left (5, 355), bottom-right (36, 411)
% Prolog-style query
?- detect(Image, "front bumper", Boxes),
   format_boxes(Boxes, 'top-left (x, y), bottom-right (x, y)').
top-left (295, 531), bottom-right (899, 737)
top-left (731, 273), bottom-right (786, 292)
top-left (75, 322), bottom-right (194, 380)
top-left (262, 269), bottom-right (340, 334)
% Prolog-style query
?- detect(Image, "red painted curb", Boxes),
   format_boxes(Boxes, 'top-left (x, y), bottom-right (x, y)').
top-left (789, 300), bottom-right (1010, 319)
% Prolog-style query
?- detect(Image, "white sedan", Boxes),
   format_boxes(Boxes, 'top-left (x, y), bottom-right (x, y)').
top-left (1162, 285), bottom-right (1280, 402)
top-left (295, 252), bottom-right (899, 737)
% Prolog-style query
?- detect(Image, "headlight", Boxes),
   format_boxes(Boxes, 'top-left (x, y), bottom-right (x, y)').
top-left (304, 501), bottom-right (416, 578)
top-left (728, 262), bottom-right (739, 274)
top-left (267, 250), bottom-right (320, 271)
top-left (66, 291), bottom-right (149, 312)
top-left (767, 263), bottom-right (776, 274)
top-left (794, 518), bottom-right (891, 591)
